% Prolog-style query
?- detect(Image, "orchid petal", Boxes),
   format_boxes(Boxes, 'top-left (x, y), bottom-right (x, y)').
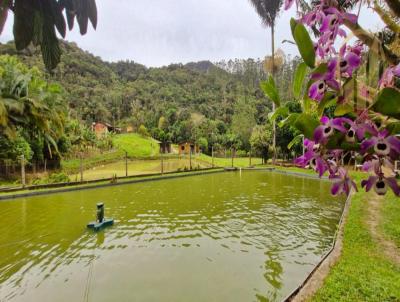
top-left (361, 138), bottom-right (377, 153)
top-left (393, 63), bottom-right (400, 76)
top-left (346, 52), bottom-right (361, 68)
top-left (331, 181), bottom-right (342, 195)
top-left (361, 176), bottom-right (377, 192)
top-left (326, 79), bottom-right (340, 90)
top-left (314, 126), bottom-right (325, 143)
top-left (284, 0), bottom-right (295, 10)
top-left (316, 157), bottom-right (327, 177)
top-left (385, 177), bottom-right (400, 196)
top-left (387, 136), bottom-right (400, 154)
top-left (361, 161), bottom-right (373, 172)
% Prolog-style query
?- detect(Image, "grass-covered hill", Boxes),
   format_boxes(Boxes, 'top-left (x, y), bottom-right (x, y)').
top-left (61, 133), bottom-right (161, 173)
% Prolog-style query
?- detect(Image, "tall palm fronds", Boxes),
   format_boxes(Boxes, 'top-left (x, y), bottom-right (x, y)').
top-left (0, 0), bottom-right (97, 70)
top-left (249, 0), bottom-right (283, 28)
top-left (249, 0), bottom-right (283, 164)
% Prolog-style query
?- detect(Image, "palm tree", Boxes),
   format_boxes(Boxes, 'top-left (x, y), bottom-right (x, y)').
top-left (249, 0), bottom-right (283, 165)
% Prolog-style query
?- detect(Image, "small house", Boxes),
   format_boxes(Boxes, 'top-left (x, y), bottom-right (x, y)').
top-left (157, 141), bottom-right (172, 154)
top-left (92, 122), bottom-right (122, 138)
top-left (92, 122), bottom-right (108, 138)
top-left (178, 142), bottom-right (199, 155)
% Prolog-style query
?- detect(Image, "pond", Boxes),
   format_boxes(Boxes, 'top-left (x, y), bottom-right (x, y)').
top-left (0, 170), bottom-right (344, 302)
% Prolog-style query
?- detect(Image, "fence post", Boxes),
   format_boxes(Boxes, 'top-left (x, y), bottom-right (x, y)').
top-left (231, 148), bottom-right (234, 168)
top-left (44, 159), bottom-right (47, 173)
top-left (21, 155), bottom-right (26, 188)
top-left (249, 148), bottom-right (252, 167)
top-left (189, 149), bottom-right (192, 170)
top-left (211, 145), bottom-right (214, 168)
top-left (161, 152), bottom-right (164, 174)
top-left (80, 154), bottom-right (83, 182)
top-left (125, 151), bottom-right (128, 177)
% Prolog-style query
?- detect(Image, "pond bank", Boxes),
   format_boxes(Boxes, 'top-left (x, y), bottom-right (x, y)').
top-left (0, 168), bottom-right (224, 201)
top-left (281, 168), bottom-right (400, 301)
top-left (309, 190), bottom-right (400, 301)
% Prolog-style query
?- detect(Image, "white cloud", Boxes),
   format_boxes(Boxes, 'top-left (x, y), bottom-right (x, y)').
top-left (0, 0), bottom-right (384, 67)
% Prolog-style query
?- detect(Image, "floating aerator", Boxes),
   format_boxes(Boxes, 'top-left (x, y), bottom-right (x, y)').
top-left (87, 202), bottom-right (114, 231)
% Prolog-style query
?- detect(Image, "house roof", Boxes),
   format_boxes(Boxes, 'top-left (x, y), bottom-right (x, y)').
top-left (93, 122), bottom-right (121, 131)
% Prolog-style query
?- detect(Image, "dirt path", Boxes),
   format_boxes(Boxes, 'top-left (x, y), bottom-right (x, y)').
top-left (366, 194), bottom-right (400, 265)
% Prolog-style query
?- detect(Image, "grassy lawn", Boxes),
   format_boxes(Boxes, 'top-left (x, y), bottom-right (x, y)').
top-left (70, 157), bottom-right (211, 181)
top-left (382, 193), bottom-right (400, 248)
top-left (311, 190), bottom-right (400, 301)
top-left (61, 133), bottom-right (160, 174)
top-left (198, 154), bottom-right (263, 167)
top-left (112, 133), bottom-right (159, 157)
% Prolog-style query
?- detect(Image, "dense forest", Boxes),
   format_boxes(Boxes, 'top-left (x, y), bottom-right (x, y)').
top-left (0, 40), bottom-right (303, 162)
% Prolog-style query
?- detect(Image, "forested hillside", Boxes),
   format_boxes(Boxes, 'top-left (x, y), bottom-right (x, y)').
top-left (0, 40), bottom-right (302, 157)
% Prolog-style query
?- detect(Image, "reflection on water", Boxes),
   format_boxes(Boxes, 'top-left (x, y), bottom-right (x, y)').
top-left (0, 171), bottom-right (344, 302)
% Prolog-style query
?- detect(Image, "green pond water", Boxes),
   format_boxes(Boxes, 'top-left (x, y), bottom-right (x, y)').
top-left (0, 171), bottom-right (344, 302)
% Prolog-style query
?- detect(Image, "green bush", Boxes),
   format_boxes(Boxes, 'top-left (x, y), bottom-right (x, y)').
top-left (32, 172), bottom-right (70, 185)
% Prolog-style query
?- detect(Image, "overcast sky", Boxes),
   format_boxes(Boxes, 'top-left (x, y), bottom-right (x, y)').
top-left (0, 0), bottom-right (384, 67)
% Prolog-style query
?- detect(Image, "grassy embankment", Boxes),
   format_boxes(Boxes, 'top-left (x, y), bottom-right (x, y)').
top-left (310, 170), bottom-right (400, 301)
top-left (197, 153), bottom-right (263, 167)
top-left (61, 133), bottom-right (160, 174)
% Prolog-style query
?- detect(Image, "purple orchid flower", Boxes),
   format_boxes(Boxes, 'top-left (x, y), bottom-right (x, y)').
top-left (361, 175), bottom-right (400, 196)
top-left (379, 63), bottom-right (400, 88)
top-left (308, 59), bottom-right (340, 101)
top-left (361, 156), bottom-right (400, 196)
top-left (331, 167), bottom-right (357, 196)
top-left (362, 157), bottom-right (394, 176)
top-left (319, 8), bottom-right (356, 46)
top-left (302, 10), bottom-right (324, 27)
top-left (342, 118), bottom-right (366, 143)
top-left (339, 44), bottom-right (362, 77)
top-left (314, 116), bottom-right (352, 143)
top-left (294, 139), bottom-right (329, 177)
top-left (284, 0), bottom-right (295, 10)
top-left (309, 80), bottom-right (328, 101)
top-left (360, 129), bottom-right (400, 158)
top-left (319, 25), bottom-right (347, 46)
top-left (315, 42), bottom-right (336, 59)
top-left (345, 126), bottom-right (357, 143)
top-left (320, 7), bottom-right (357, 33)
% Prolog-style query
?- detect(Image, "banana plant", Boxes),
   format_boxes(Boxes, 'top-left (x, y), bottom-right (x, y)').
top-left (0, 0), bottom-right (97, 70)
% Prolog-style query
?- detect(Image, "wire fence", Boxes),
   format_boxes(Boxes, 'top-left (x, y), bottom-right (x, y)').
top-left (0, 152), bottom-right (266, 191)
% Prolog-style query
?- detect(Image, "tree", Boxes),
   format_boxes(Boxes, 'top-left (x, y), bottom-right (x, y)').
top-left (250, 125), bottom-right (272, 163)
top-left (138, 124), bottom-right (149, 137)
top-left (0, 55), bottom-right (66, 162)
top-left (0, 55), bottom-right (65, 145)
top-left (158, 116), bottom-right (168, 131)
top-left (249, 0), bottom-right (284, 164)
top-left (0, 0), bottom-right (97, 70)
top-left (231, 97), bottom-right (257, 150)
top-left (197, 137), bottom-right (208, 152)
top-left (0, 130), bottom-right (32, 161)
